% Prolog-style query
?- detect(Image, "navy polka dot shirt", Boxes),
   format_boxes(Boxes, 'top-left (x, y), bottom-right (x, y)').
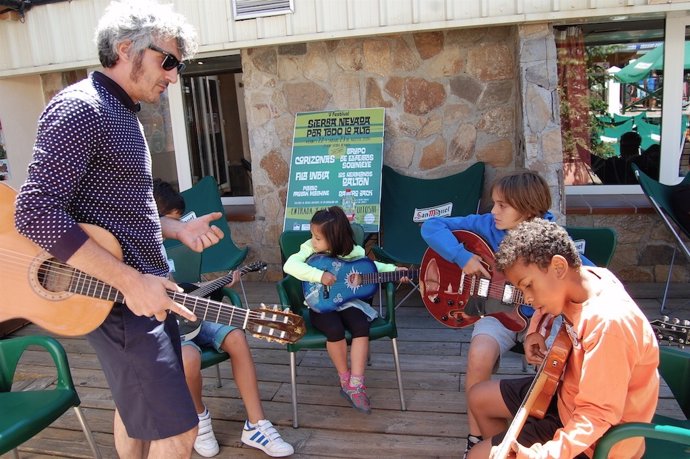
top-left (15, 72), bottom-right (168, 277)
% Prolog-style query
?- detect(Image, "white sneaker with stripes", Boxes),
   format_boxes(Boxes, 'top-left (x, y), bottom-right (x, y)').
top-left (194, 409), bottom-right (220, 457)
top-left (241, 419), bottom-right (294, 457)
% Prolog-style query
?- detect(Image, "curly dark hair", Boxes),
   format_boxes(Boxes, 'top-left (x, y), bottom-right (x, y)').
top-left (310, 206), bottom-right (355, 257)
top-left (153, 178), bottom-right (185, 217)
top-left (495, 218), bottom-right (581, 272)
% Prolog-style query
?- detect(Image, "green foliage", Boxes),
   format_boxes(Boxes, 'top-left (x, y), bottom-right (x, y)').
top-left (586, 45), bottom-right (622, 160)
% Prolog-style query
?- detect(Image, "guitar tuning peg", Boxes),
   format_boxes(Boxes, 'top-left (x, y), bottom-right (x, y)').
top-left (683, 320), bottom-right (690, 327)
top-left (673, 317), bottom-right (681, 324)
top-left (662, 315), bottom-right (670, 322)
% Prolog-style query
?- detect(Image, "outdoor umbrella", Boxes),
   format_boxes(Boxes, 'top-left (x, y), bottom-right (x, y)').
top-left (613, 42), bottom-right (690, 83)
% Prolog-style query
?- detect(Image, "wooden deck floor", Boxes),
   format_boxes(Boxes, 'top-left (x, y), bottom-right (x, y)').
top-left (2, 281), bottom-right (690, 459)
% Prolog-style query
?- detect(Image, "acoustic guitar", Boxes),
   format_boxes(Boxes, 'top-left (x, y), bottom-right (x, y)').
top-left (419, 230), bottom-right (529, 331)
top-left (649, 316), bottom-right (690, 346)
top-left (493, 317), bottom-right (681, 458)
top-left (302, 255), bottom-right (417, 313)
top-left (493, 324), bottom-right (573, 459)
top-left (0, 183), bottom-right (305, 344)
top-left (176, 261), bottom-right (267, 341)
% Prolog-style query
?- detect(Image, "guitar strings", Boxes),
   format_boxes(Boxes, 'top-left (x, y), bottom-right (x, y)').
top-left (1, 247), bottom-right (287, 322)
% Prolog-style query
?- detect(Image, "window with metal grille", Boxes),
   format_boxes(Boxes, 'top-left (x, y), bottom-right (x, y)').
top-left (232, 0), bottom-right (294, 20)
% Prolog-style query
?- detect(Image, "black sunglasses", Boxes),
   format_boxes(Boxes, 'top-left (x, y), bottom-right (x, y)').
top-left (148, 44), bottom-right (186, 74)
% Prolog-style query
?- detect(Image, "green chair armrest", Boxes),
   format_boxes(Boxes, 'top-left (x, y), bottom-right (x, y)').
top-left (0, 336), bottom-right (74, 392)
top-left (593, 422), bottom-right (690, 459)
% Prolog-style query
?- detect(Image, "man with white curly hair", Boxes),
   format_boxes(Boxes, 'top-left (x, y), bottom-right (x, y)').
top-left (14, 1), bottom-right (223, 457)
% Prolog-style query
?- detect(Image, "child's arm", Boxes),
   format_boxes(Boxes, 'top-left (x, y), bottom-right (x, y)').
top-left (283, 240), bottom-right (328, 283)
top-left (421, 214), bottom-right (493, 269)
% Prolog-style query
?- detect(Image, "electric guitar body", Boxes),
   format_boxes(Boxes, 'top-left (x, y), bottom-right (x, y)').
top-left (419, 230), bottom-right (528, 331)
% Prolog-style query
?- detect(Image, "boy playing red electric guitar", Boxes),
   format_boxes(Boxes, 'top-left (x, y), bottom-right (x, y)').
top-left (421, 171), bottom-right (594, 458)
top-left (467, 219), bottom-right (659, 459)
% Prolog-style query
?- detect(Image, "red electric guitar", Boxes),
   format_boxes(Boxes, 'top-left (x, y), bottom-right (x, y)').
top-left (419, 230), bottom-right (529, 331)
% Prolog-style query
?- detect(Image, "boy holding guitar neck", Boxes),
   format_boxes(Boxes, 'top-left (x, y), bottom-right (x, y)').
top-left (421, 171), bottom-right (593, 458)
top-left (283, 206), bottom-right (410, 414)
top-left (468, 218), bottom-right (659, 459)
top-left (154, 180), bottom-right (294, 458)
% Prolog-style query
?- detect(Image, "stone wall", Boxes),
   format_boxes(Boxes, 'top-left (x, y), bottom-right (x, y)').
top-left (567, 213), bottom-right (690, 283)
top-left (237, 25), bottom-right (563, 280)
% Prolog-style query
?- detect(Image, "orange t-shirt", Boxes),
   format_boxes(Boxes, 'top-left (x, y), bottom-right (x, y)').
top-left (536, 267), bottom-right (660, 458)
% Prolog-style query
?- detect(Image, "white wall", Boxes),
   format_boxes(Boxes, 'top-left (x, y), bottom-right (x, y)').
top-left (0, 75), bottom-right (44, 189)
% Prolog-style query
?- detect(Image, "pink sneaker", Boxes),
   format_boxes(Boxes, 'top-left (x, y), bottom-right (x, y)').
top-left (340, 384), bottom-right (371, 414)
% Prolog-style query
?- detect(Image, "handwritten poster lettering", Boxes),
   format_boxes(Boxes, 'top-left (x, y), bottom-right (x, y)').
top-left (284, 108), bottom-right (385, 233)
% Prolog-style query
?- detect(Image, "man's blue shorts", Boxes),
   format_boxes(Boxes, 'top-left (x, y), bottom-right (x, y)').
top-left (87, 303), bottom-right (198, 440)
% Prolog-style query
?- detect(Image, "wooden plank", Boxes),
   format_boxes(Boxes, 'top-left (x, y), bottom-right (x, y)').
top-left (3, 280), bottom-right (687, 458)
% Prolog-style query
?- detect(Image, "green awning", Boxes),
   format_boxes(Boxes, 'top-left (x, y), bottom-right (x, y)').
top-left (613, 42), bottom-right (690, 84)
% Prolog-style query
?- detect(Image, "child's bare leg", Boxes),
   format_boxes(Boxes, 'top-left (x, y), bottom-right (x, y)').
top-left (326, 339), bottom-right (349, 374)
top-left (349, 336), bottom-right (369, 376)
top-left (181, 346), bottom-right (205, 413)
top-left (468, 379), bottom-right (511, 438)
top-left (221, 329), bottom-right (264, 423)
top-left (466, 335), bottom-right (501, 435)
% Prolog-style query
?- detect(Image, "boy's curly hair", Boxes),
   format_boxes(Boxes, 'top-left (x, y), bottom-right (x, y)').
top-left (495, 218), bottom-right (582, 272)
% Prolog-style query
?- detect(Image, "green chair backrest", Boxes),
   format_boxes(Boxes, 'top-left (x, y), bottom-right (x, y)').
top-left (165, 242), bottom-right (202, 283)
top-left (564, 226), bottom-right (617, 268)
top-left (0, 336), bottom-right (74, 393)
top-left (377, 162), bottom-right (485, 265)
top-left (0, 336), bottom-right (84, 456)
top-left (659, 346), bottom-right (690, 420)
top-left (181, 176), bottom-right (248, 274)
top-left (633, 164), bottom-right (690, 240)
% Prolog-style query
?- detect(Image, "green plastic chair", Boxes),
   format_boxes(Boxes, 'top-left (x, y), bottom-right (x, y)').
top-left (564, 226), bottom-right (617, 268)
top-left (373, 162), bottom-right (485, 267)
top-left (0, 335), bottom-right (101, 458)
top-left (277, 228), bottom-right (405, 428)
top-left (180, 176), bottom-right (248, 275)
top-left (165, 241), bottom-right (247, 388)
top-left (593, 346), bottom-right (690, 458)
top-left (632, 164), bottom-right (690, 311)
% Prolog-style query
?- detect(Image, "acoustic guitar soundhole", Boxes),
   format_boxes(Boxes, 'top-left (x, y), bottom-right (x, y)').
top-left (29, 253), bottom-right (75, 300)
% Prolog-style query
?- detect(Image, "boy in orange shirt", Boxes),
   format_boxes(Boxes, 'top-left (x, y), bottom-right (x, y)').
top-left (467, 219), bottom-right (659, 459)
